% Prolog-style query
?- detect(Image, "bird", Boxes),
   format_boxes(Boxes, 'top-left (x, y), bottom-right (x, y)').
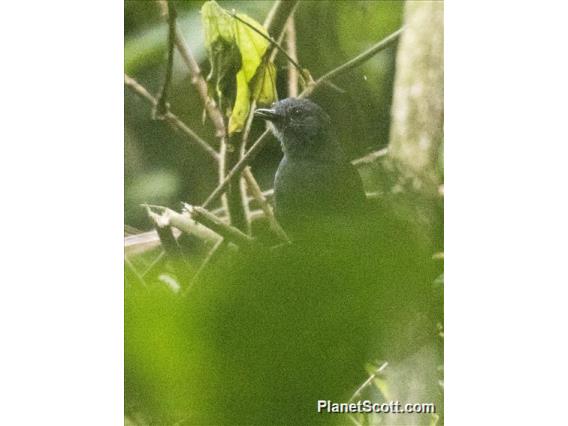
top-left (254, 98), bottom-right (367, 240)
top-left (159, 99), bottom-right (441, 425)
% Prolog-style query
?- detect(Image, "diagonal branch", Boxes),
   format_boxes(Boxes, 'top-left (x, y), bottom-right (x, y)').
top-left (125, 257), bottom-right (147, 288)
top-left (227, 10), bottom-right (308, 85)
top-left (230, 7), bottom-right (345, 95)
top-left (183, 238), bottom-right (227, 296)
top-left (145, 204), bottom-right (184, 259)
top-left (243, 166), bottom-right (289, 242)
top-left (202, 129), bottom-right (271, 208)
top-left (263, 0), bottom-right (299, 38)
top-left (157, 0), bottom-right (226, 137)
top-left (300, 27), bottom-right (405, 98)
top-left (124, 74), bottom-right (219, 161)
top-left (154, 0), bottom-right (177, 119)
top-left (183, 203), bottom-right (257, 250)
top-left (351, 147), bottom-right (389, 167)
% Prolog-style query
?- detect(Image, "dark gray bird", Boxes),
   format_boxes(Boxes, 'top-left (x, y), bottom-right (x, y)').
top-left (255, 98), bottom-right (366, 239)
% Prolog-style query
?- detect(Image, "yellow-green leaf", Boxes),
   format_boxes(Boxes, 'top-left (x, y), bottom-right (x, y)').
top-left (252, 62), bottom-right (278, 106)
top-left (201, 1), bottom-right (277, 134)
top-left (201, 0), bottom-right (233, 46)
top-left (233, 13), bottom-right (270, 81)
top-left (228, 70), bottom-right (250, 134)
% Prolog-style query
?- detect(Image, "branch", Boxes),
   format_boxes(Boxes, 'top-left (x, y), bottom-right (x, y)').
top-left (243, 166), bottom-right (290, 242)
top-left (351, 147), bottom-right (389, 167)
top-left (183, 204), bottom-right (257, 250)
top-left (227, 10), bottom-right (309, 85)
top-left (286, 17), bottom-right (299, 97)
top-left (157, 0), bottom-right (226, 137)
top-left (263, 0), bottom-right (299, 36)
top-left (144, 205), bottom-right (221, 245)
top-left (199, 118), bottom-right (388, 210)
top-left (125, 190), bottom-right (276, 256)
top-left (229, 8), bottom-right (342, 95)
top-left (125, 257), bottom-right (147, 288)
top-left (348, 362), bottom-right (389, 403)
top-left (201, 132), bottom-right (389, 210)
top-left (146, 204), bottom-right (184, 259)
top-left (124, 74), bottom-right (219, 161)
top-left (125, 230), bottom-right (171, 256)
top-left (154, 0), bottom-right (177, 119)
top-left (202, 129), bottom-right (272, 208)
top-left (300, 27), bottom-right (405, 98)
top-left (142, 251), bottom-right (166, 278)
top-left (183, 238), bottom-right (227, 296)
top-left (218, 1), bottom-right (302, 232)
top-left (220, 1), bottom-right (302, 232)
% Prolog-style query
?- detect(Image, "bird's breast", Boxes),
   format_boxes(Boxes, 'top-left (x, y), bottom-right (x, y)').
top-left (273, 155), bottom-right (365, 237)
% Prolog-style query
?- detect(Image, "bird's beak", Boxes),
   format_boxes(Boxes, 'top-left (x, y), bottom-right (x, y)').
top-left (254, 108), bottom-right (280, 122)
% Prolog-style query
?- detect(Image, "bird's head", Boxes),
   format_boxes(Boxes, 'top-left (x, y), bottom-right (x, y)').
top-left (254, 98), bottom-right (334, 158)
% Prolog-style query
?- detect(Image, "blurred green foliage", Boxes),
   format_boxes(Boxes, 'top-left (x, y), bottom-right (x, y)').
top-left (125, 1), bottom-right (442, 425)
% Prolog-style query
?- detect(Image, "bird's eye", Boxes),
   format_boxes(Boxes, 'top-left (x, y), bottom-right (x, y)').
top-left (291, 108), bottom-right (301, 118)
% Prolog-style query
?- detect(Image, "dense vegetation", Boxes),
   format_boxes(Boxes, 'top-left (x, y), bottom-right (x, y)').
top-left (125, 1), bottom-right (443, 425)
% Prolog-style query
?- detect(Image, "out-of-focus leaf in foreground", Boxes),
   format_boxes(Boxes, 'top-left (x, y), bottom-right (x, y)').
top-left (201, 0), bottom-right (277, 134)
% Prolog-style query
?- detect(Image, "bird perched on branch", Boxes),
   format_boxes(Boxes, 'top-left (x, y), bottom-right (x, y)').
top-left (255, 98), bottom-right (366, 240)
top-left (179, 99), bottom-right (439, 425)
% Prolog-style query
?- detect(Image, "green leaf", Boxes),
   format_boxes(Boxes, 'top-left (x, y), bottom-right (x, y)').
top-left (201, 0), bottom-right (233, 46)
top-left (228, 70), bottom-right (250, 134)
top-left (201, 0), bottom-right (277, 134)
top-left (252, 62), bottom-right (278, 106)
top-left (233, 13), bottom-right (270, 81)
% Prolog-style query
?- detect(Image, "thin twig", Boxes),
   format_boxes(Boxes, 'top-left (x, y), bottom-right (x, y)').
top-left (144, 205), bottom-right (221, 244)
top-left (300, 27), bottom-right (405, 98)
top-left (223, 133), bottom-right (249, 232)
top-left (155, 0), bottom-right (235, 230)
top-left (351, 147), bottom-right (389, 167)
top-left (124, 74), bottom-right (219, 160)
top-left (238, 97), bottom-right (258, 223)
top-left (183, 203), bottom-right (257, 250)
top-left (202, 129), bottom-right (272, 208)
top-left (229, 8), bottom-right (343, 96)
top-left (157, 0), bottom-right (226, 137)
top-left (125, 231), bottom-right (169, 256)
top-left (158, 0), bottom-right (248, 230)
top-left (183, 238), bottom-right (227, 296)
top-left (142, 251), bottom-right (166, 278)
top-left (154, 0), bottom-right (177, 119)
top-left (348, 361), bottom-right (389, 403)
top-left (227, 10), bottom-right (309, 85)
top-left (286, 17), bottom-right (299, 97)
top-left (263, 0), bottom-right (299, 38)
top-left (125, 257), bottom-right (147, 288)
top-left (243, 166), bottom-right (290, 242)
top-left (146, 205), bottom-right (185, 259)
